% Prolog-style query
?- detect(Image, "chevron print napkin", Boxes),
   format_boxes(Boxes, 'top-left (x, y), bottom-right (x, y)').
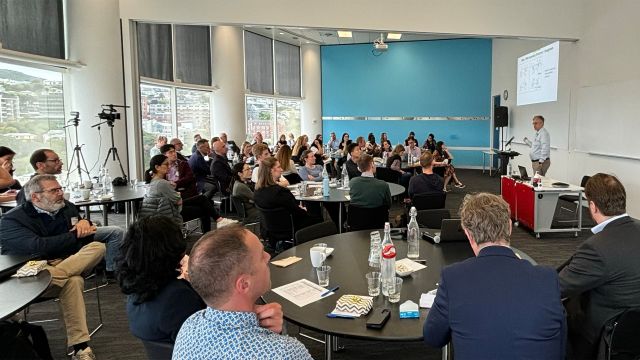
top-left (332, 295), bottom-right (374, 317)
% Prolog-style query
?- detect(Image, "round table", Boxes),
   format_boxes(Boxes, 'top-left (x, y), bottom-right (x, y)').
top-left (263, 230), bottom-right (475, 359)
top-left (72, 185), bottom-right (146, 226)
top-left (0, 270), bottom-right (52, 320)
top-left (290, 183), bottom-right (405, 233)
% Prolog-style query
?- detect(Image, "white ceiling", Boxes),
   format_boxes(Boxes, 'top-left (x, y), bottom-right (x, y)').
top-left (244, 26), bottom-right (465, 46)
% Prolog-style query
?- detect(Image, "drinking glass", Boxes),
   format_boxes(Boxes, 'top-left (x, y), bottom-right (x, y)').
top-left (316, 265), bottom-right (331, 287)
top-left (366, 272), bottom-right (381, 296)
top-left (388, 277), bottom-right (403, 303)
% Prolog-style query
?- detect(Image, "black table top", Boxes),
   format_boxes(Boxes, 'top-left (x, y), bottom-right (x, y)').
top-left (72, 185), bottom-right (146, 206)
top-left (291, 183), bottom-right (405, 203)
top-left (0, 270), bottom-right (51, 320)
top-left (0, 254), bottom-right (34, 280)
top-left (262, 230), bottom-right (475, 341)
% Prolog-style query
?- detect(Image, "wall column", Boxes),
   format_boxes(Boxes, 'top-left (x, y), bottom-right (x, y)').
top-left (301, 44), bottom-right (322, 138)
top-left (211, 26), bottom-right (246, 142)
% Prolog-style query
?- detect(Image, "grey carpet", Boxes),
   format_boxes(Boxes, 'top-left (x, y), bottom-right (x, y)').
top-left (24, 169), bottom-right (591, 359)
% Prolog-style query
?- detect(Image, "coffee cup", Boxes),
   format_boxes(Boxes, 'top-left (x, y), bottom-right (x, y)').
top-left (310, 246), bottom-right (327, 268)
top-left (81, 189), bottom-right (91, 201)
top-left (83, 180), bottom-right (93, 189)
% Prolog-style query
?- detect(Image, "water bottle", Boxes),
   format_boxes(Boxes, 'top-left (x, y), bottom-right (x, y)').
top-left (407, 207), bottom-right (420, 259)
top-left (368, 231), bottom-right (381, 268)
top-left (341, 163), bottom-right (349, 189)
top-left (507, 162), bottom-right (512, 177)
top-left (380, 222), bottom-right (396, 297)
top-left (322, 166), bottom-right (330, 197)
top-left (102, 168), bottom-right (112, 195)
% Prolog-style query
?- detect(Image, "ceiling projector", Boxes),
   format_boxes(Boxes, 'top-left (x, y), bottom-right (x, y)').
top-left (374, 42), bottom-right (388, 52)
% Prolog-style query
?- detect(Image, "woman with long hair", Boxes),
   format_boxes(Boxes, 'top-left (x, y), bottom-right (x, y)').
top-left (423, 133), bottom-right (436, 152)
top-left (230, 162), bottom-right (259, 222)
top-left (116, 215), bottom-right (205, 343)
top-left (433, 141), bottom-right (465, 191)
top-left (275, 144), bottom-right (298, 176)
top-left (238, 141), bottom-right (254, 165)
top-left (291, 135), bottom-right (308, 160)
top-left (380, 139), bottom-right (393, 159)
top-left (0, 146), bottom-right (20, 196)
top-left (298, 150), bottom-right (324, 181)
top-left (365, 133), bottom-right (380, 157)
top-left (379, 132), bottom-right (389, 145)
top-left (386, 144), bottom-right (412, 190)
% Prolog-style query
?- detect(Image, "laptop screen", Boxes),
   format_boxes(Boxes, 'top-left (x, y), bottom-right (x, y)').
top-left (518, 165), bottom-right (529, 179)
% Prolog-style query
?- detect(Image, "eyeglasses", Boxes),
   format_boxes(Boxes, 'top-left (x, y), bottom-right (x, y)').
top-left (37, 187), bottom-right (63, 194)
top-left (45, 158), bottom-right (62, 163)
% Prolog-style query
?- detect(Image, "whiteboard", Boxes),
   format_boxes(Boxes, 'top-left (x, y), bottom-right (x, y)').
top-left (575, 79), bottom-right (640, 158)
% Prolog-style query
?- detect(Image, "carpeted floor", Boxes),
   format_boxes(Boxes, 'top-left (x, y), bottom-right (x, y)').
top-left (22, 169), bottom-right (592, 359)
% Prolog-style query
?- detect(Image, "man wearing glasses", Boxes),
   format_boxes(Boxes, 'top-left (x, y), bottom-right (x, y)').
top-left (16, 149), bottom-right (123, 281)
top-left (0, 175), bottom-right (106, 359)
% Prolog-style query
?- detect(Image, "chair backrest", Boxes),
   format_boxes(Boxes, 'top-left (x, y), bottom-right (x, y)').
top-left (283, 172), bottom-right (303, 185)
top-left (606, 308), bottom-right (640, 360)
top-left (230, 195), bottom-right (248, 220)
top-left (255, 205), bottom-right (295, 248)
top-left (295, 221), bottom-right (338, 245)
top-left (580, 175), bottom-right (591, 187)
top-left (375, 167), bottom-right (400, 184)
top-left (416, 209), bottom-right (451, 229)
top-left (141, 340), bottom-right (174, 360)
top-left (347, 204), bottom-right (389, 231)
top-left (433, 166), bottom-right (445, 178)
top-left (139, 195), bottom-right (183, 223)
top-left (412, 192), bottom-right (447, 211)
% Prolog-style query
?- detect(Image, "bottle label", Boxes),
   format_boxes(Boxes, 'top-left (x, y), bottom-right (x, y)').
top-left (382, 244), bottom-right (396, 259)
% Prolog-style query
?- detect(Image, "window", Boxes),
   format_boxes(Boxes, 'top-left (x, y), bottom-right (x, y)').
top-left (140, 83), bottom-right (212, 167)
top-left (0, 61), bottom-right (66, 182)
top-left (246, 96), bottom-right (301, 144)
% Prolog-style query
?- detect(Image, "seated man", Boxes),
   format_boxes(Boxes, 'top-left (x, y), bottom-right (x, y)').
top-left (558, 173), bottom-right (640, 359)
top-left (424, 193), bottom-right (566, 359)
top-left (210, 139), bottom-right (233, 194)
top-left (349, 154), bottom-right (391, 209)
top-left (169, 137), bottom-right (188, 161)
top-left (173, 225), bottom-right (312, 359)
top-left (0, 175), bottom-right (107, 359)
top-left (188, 138), bottom-right (215, 199)
top-left (150, 135), bottom-right (168, 157)
top-left (18, 149), bottom-right (123, 276)
top-left (345, 143), bottom-right (362, 180)
top-left (408, 151), bottom-right (444, 198)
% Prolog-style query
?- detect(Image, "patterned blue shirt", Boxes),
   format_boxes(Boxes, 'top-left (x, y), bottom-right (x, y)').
top-left (173, 307), bottom-right (313, 360)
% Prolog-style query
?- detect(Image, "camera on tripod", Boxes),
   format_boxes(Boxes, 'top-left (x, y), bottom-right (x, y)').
top-left (98, 104), bottom-right (121, 123)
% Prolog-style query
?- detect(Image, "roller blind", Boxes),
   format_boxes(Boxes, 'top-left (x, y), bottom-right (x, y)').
top-left (175, 25), bottom-right (211, 86)
top-left (137, 23), bottom-right (173, 81)
top-left (274, 41), bottom-right (301, 97)
top-left (244, 31), bottom-right (273, 95)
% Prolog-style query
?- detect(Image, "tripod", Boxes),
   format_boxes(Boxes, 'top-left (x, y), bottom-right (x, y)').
top-left (64, 113), bottom-right (91, 183)
top-left (92, 118), bottom-right (127, 182)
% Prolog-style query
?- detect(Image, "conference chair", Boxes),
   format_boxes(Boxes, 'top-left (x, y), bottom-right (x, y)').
top-left (230, 195), bottom-right (260, 235)
top-left (141, 339), bottom-right (174, 360)
top-left (603, 308), bottom-right (640, 360)
top-left (559, 175), bottom-right (591, 228)
top-left (347, 204), bottom-right (389, 231)
top-left (255, 205), bottom-right (295, 252)
top-left (433, 165), bottom-right (446, 178)
top-left (283, 172), bottom-right (303, 185)
top-left (213, 179), bottom-right (232, 214)
top-left (295, 220), bottom-right (337, 245)
top-left (375, 167), bottom-right (400, 184)
top-left (416, 209), bottom-right (451, 229)
top-left (411, 192), bottom-right (447, 211)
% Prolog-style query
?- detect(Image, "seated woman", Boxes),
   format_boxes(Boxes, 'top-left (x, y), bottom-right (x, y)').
top-left (292, 135), bottom-right (309, 160)
top-left (423, 133), bottom-right (436, 152)
top-left (298, 150), bottom-right (324, 181)
top-left (276, 145), bottom-right (301, 184)
top-left (0, 146), bottom-right (20, 192)
top-left (142, 155), bottom-right (221, 232)
top-left (386, 144), bottom-right (413, 190)
top-left (253, 157), bottom-right (319, 248)
top-left (433, 141), bottom-right (465, 191)
top-left (230, 162), bottom-right (259, 222)
top-left (117, 215), bottom-right (205, 343)
top-left (238, 141), bottom-right (254, 165)
top-left (365, 133), bottom-right (380, 157)
top-left (380, 139), bottom-right (393, 159)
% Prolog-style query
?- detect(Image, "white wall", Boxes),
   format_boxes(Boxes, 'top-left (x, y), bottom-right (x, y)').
top-left (491, 0), bottom-right (640, 216)
top-left (301, 44), bottom-right (322, 138)
top-left (67, 0), bottom-right (128, 181)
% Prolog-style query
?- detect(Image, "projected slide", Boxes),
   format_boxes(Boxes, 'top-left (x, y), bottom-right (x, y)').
top-left (517, 41), bottom-right (559, 106)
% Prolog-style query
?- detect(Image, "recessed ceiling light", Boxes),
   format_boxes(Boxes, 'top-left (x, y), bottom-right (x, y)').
top-left (387, 33), bottom-right (402, 40)
top-left (279, 32), bottom-right (284, 35)
top-left (337, 31), bottom-right (352, 38)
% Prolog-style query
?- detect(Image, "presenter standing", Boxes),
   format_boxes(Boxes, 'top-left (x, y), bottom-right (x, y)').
top-left (523, 115), bottom-right (550, 176)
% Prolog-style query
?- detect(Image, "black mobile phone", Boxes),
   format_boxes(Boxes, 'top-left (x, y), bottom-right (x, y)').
top-left (366, 308), bottom-right (391, 329)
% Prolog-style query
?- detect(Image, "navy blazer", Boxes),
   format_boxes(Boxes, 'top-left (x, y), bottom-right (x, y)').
top-left (424, 246), bottom-right (566, 360)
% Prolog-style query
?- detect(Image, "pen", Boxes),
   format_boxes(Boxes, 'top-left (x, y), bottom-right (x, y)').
top-left (321, 286), bottom-right (339, 297)
top-left (326, 313), bottom-right (356, 319)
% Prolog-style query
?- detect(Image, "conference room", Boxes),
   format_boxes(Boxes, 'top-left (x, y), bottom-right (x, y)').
top-left (1, 1), bottom-right (639, 359)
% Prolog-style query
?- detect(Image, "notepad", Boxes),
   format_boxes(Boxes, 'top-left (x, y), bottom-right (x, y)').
top-left (271, 256), bottom-right (302, 267)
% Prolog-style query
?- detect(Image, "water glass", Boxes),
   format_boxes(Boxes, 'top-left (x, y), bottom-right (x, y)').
top-left (366, 272), bottom-right (381, 296)
top-left (316, 265), bottom-right (331, 287)
top-left (388, 277), bottom-right (403, 303)
top-left (130, 178), bottom-right (138, 188)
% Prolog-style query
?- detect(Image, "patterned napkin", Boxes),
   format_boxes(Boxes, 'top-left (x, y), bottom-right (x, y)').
top-left (333, 294), bottom-right (374, 316)
top-left (271, 256), bottom-right (303, 267)
top-left (13, 260), bottom-right (47, 277)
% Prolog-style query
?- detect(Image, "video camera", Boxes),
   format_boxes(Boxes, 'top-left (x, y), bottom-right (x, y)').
top-left (98, 104), bottom-right (123, 122)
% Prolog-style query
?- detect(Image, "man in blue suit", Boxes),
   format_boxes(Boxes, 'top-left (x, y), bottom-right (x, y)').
top-left (423, 193), bottom-right (566, 360)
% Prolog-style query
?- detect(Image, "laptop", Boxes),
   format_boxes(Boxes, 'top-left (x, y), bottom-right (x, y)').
top-left (422, 219), bottom-right (468, 243)
top-left (517, 165), bottom-right (531, 181)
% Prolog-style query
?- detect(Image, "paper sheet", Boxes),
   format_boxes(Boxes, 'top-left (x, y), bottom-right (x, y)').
top-left (270, 256), bottom-right (302, 267)
top-left (272, 279), bottom-right (333, 307)
top-left (420, 289), bottom-right (438, 308)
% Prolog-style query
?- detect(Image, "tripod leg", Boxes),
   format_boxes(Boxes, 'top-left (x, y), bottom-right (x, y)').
top-left (111, 149), bottom-right (128, 181)
top-left (103, 148), bottom-right (113, 169)
top-left (66, 148), bottom-right (78, 181)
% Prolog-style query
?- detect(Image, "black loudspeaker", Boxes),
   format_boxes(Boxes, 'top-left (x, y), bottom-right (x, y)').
top-left (494, 106), bottom-right (508, 127)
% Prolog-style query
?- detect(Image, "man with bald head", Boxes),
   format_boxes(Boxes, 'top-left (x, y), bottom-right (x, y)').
top-left (170, 138), bottom-right (187, 161)
top-left (210, 138), bottom-right (233, 194)
top-left (173, 225), bottom-right (312, 359)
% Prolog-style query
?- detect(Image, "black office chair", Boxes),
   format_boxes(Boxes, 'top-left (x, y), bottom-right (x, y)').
top-left (295, 220), bottom-right (338, 245)
top-left (347, 204), bottom-right (389, 231)
top-left (559, 175), bottom-right (591, 227)
top-left (375, 167), bottom-right (400, 184)
top-left (416, 209), bottom-right (451, 229)
top-left (433, 166), bottom-right (446, 178)
top-left (603, 308), bottom-right (640, 360)
top-left (411, 192), bottom-right (447, 211)
top-left (141, 339), bottom-right (174, 360)
top-left (213, 180), bottom-right (232, 214)
top-left (255, 205), bottom-right (295, 252)
top-left (231, 195), bottom-right (260, 234)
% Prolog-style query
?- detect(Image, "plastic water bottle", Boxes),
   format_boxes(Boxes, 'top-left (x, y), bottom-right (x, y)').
top-left (407, 207), bottom-right (420, 259)
top-left (341, 163), bottom-right (349, 189)
top-left (322, 166), bottom-right (330, 197)
top-left (102, 168), bottom-right (112, 195)
top-left (380, 222), bottom-right (396, 297)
